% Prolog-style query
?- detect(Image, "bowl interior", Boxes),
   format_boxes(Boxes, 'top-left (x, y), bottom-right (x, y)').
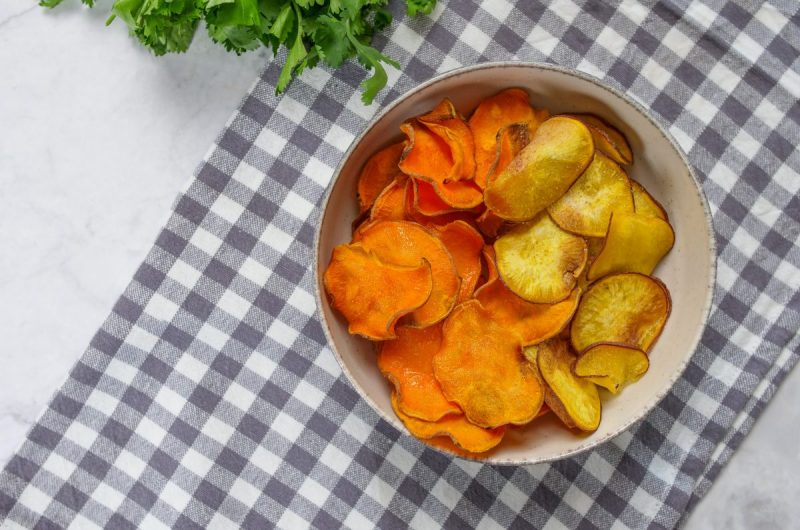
top-left (316, 63), bottom-right (714, 465)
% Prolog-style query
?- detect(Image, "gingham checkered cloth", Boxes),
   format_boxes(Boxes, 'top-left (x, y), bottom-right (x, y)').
top-left (2, 1), bottom-right (799, 528)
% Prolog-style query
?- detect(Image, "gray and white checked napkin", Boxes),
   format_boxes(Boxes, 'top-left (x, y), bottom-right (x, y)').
top-left (2, 1), bottom-right (799, 528)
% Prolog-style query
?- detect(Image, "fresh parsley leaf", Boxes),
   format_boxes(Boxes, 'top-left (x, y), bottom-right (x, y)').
top-left (45, 0), bottom-right (437, 104)
top-left (275, 3), bottom-right (307, 94)
top-left (406, 0), bottom-right (435, 17)
top-left (314, 15), bottom-right (350, 68)
top-left (346, 20), bottom-right (399, 105)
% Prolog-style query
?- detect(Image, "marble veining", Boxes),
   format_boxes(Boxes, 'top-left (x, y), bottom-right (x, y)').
top-left (0, 5), bottom-right (797, 529)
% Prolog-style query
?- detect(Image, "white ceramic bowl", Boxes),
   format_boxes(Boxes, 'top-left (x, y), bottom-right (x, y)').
top-left (315, 63), bottom-right (715, 465)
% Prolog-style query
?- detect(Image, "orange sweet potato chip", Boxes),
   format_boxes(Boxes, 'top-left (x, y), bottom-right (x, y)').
top-left (469, 88), bottom-right (548, 188)
top-left (399, 120), bottom-right (484, 209)
top-left (391, 393), bottom-right (505, 453)
top-left (357, 142), bottom-right (405, 213)
top-left (412, 179), bottom-right (461, 217)
top-left (323, 244), bottom-right (432, 340)
top-left (418, 98), bottom-right (476, 183)
top-left (355, 220), bottom-right (460, 328)
top-left (369, 178), bottom-right (410, 222)
top-left (378, 325), bottom-right (460, 421)
top-left (435, 221), bottom-right (485, 303)
top-left (486, 123), bottom-right (532, 184)
top-left (475, 208), bottom-right (506, 239)
top-left (474, 271), bottom-right (581, 346)
top-left (433, 300), bottom-right (544, 427)
top-left (481, 245), bottom-right (499, 285)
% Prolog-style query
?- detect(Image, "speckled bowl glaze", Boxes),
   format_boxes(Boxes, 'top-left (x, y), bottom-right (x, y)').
top-left (314, 63), bottom-right (716, 465)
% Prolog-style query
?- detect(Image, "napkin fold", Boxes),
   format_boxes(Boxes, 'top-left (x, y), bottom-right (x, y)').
top-left (2, 1), bottom-right (799, 528)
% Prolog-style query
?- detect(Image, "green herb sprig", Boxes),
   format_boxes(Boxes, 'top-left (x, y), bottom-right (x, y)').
top-left (42, 0), bottom-right (437, 104)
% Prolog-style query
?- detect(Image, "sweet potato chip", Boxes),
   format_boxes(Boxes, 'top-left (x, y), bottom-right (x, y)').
top-left (469, 88), bottom-right (547, 187)
top-left (323, 244), bottom-right (432, 340)
top-left (536, 339), bottom-right (601, 431)
top-left (574, 342), bottom-right (649, 394)
top-left (487, 123), bottom-right (532, 184)
top-left (435, 221), bottom-right (484, 303)
top-left (571, 273), bottom-right (671, 353)
top-left (423, 435), bottom-right (491, 458)
top-left (433, 300), bottom-right (544, 427)
top-left (357, 142), bottom-right (405, 213)
top-left (631, 180), bottom-right (669, 220)
top-left (391, 393), bottom-right (505, 453)
top-left (418, 99), bottom-right (476, 183)
top-left (548, 153), bottom-right (635, 237)
top-left (355, 220), bottom-right (460, 328)
top-left (399, 120), bottom-right (484, 208)
top-left (565, 114), bottom-right (633, 165)
top-left (494, 213), bottom-right (587, 303)
top-left (412, 179), bottom-right (461, 217)
top-left (587, 212), bottom-right (674, 280)
top-left (475, 208), bottom-right (506, 239)
top-left (484, 116), bottom-right (594, 221)
top-left (482, 245), bottom-right (499, 285)
top-left (370, 178), bottom-right (410, 222)
top-left (475, 275), bottom-right (581, 346)
top-left (378, 325), bottom-right (459, 421)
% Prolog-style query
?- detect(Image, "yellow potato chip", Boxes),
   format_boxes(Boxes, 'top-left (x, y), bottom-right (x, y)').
top-left (494, 213), bottom-right (587, 303)
top-left (630, 180), bottom-right (669, 220)
top-left (535, 339), bottom-right (601, 431)
top-left (548, 153), bottom-right (635, 237)
top-left (484, 116), bottom-right (594, 221)
top-left (571, 273), bottom-right (671, 353)
top-left (573, 342), bottom-right (649, 394)
top-left (565, 113), bottom-right (633, 165)
top-left (587, 212), bottom-right (675, 280)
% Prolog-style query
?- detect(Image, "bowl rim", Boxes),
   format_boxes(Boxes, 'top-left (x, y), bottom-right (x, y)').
top-left (313, 61), bottom-right (717, 466)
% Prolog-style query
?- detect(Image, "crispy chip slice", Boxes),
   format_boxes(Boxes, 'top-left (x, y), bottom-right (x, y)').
top-left (468, 87), bottom-right (546, 187)
top-left (412, 179), bottom-right (462, 217)
top-left (631, 180), bottom-right (669, 220)
top-left (565, 114), bottom-right (633, 165)
top-left (535, 339), bottom-right (601, 431)
top-left (481, 245), bottom-right (499, 286)
top-left (355, 221), bottom-right (460, 328)
top-left (369, 178), bottom-right (410, 222)
top-left (484, 116), bottom-right (594, 221)
top-left (494, 213), bottom-right (588, 303)
top-left (399, 120), bottom-right (484, 208)
top-left (423, 436), bottom-right (491, 458)
top-left (433, 300), bottom-right (544, 427)
top-left (548, 153), bottom-right (635, 237)
top-left (571, 273), bottom-right (671, 353)
top-left (487, 123), bottom-right (532, 184)
top-left (587, 212), bottom-right (675, 280)
top-left (576, 237), bottom-right (606, 291)
top-left (391, 393), bottom-right (505, 453)
top-left (475, 274), bottom-right (581, 346)
top-left (378, 325), bottom-right (460, 421)
top-left (418, 99), bottom-right (476, 183)
top-left (323, 244), bottom-right (432, 340)
top-left (573, 342), bottom-right (649, 394)
top-left (435, 221), bottom-right (485, 303)
top-left (475, 208), bottom-right (506, 239)
top-left (357, 142), bottom-right (405, 213)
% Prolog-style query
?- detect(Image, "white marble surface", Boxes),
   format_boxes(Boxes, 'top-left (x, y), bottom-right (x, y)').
top-left (0, 4), bottom-right (798, 529)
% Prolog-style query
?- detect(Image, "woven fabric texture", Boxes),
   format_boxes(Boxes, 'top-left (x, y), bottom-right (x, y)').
top-left (2, 1), bottom-right (799, 528)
